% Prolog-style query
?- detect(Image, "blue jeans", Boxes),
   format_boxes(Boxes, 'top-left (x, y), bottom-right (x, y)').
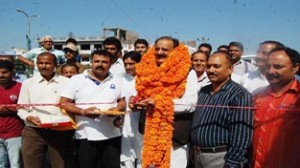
top-left (0, 149), bottom-right (8, 168)
top-left (0, 137), bottom-right (22, 168)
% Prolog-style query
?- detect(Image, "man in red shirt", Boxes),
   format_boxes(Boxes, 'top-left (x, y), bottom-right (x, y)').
top-left (252, 47), bottom-right (300, 168)
top-left (0, 60), bottom-right (24, 168)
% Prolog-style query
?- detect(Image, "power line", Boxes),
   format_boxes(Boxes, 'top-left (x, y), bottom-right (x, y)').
top-left (109, 0), bottom-right (146, 31)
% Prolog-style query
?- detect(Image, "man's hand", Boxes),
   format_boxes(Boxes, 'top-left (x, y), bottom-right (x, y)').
top-left (26, 116), bottom-right (41, 126)
top-left (82, 107), bottom-right (101, 118)
top-left (130, 97), bottom-right (155, 111)
top-left (129, 96), bottom-right (139, 110)
top-left (113, 116), bottom-right (123, 128)
top-left (0, 106), bottom-right (17, 115)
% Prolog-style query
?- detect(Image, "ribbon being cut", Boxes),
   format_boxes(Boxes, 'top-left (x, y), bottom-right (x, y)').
top-left (4, 102), bottom-right (126, 130)
top-left (135, 43), bottom-right (191, 168)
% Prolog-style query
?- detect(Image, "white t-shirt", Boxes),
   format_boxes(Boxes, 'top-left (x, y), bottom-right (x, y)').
top-left (61, 70), bottom-right (123, 140)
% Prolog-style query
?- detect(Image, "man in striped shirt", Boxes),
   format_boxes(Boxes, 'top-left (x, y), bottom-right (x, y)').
top-left (191, 51), bottom-right (253, 168)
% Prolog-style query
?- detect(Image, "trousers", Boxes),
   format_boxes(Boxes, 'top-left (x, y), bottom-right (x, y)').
top-left (21, 126), bottom-right (73, 168)
top-left (193, 148), bottom-right (226, 168)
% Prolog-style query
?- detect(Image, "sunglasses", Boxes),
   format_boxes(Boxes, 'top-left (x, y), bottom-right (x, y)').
top-left (64, 49), bottom-right (76, 54)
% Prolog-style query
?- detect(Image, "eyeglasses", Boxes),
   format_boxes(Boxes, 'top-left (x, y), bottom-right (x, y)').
top-left (64, 49), bottom-right (76, 54)
top-left (43, 41), bottom-right (53, 43)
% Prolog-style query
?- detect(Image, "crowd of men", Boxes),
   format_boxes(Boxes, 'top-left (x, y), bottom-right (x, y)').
top-left (0, 35), bottom-right (300, 168)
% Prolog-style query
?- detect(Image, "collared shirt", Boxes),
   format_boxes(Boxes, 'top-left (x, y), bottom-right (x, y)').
top-left (17, 75), bottom-right (69, 127)
top-left (109, 58), bottom-right (126, 78)
top-left (60, 70), bottom-right (123, 141)
top-left (233, 59), bottom-right (257, 76)
top-left (242, 69), bottom-right (269, 94)
top-left (191, 80), bottom-right (253, 167)
top-left (252, 79), bottom-right (300, 168)
top-left (22, 47), bottom-right (65, 75)
top-left (196, 72), bottom-right (210, 93)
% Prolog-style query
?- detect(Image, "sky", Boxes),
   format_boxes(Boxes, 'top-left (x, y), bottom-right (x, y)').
top-left (1, 0), bottom-right (300, 54)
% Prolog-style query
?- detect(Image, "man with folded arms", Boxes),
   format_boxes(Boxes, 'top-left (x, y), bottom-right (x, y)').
top-left (18, 35), bottom-right (65, 76)
top-left (190, 51), bottom-right (253, 168)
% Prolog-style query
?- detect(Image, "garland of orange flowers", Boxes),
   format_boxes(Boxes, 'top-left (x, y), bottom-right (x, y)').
top-left (135, 43), bottom-right (191, 168)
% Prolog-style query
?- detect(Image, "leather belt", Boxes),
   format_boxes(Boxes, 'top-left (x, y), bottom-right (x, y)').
top-left (194, 145), bottom-right (227, 153)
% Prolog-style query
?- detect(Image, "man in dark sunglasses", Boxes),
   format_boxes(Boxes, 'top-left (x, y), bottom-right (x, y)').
top-left (56, 43), bottom-right (85, 75)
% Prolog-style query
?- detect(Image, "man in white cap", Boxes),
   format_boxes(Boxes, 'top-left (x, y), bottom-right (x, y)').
top-left (56, 43), bottom-right (86, 75)
top-left (18, 35), bottom-right (65, 76)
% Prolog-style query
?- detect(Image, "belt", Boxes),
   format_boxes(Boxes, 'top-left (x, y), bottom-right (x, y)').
top-left (194, 145), bottom-right (227, 153)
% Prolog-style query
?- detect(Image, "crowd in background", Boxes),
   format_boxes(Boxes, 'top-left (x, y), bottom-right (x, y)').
top-left (0, 35), bottom-right (300, 168)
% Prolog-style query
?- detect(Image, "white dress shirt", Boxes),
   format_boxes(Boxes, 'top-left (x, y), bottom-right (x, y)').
top-left (233, 59), bottom-right (257, 76)
top-left (242, 69), bottom-right (269, 94)
top-left (17, 75), bottom-right (69, 127)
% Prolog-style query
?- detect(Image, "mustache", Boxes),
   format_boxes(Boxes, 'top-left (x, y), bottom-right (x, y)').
top-left (156, 54), bottom-right (167, 59)
top-left (207, 72), bottom-right (218, 76)
top-left (266, 73), bottom-right (279, 79)
top-left (95, 66), bottom-right (104, 70)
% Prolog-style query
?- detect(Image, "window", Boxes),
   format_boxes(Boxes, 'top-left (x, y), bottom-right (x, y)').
top-left (54, 45), bottom-right (63, 50)
top-left (94, 44), bottom-right (102, 50)
top-left (81, 44), bottom-right (90, 50)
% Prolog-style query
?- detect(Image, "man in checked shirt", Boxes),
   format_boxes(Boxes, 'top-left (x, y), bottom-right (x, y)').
top-left (190, 51), bottom-right (254, 168)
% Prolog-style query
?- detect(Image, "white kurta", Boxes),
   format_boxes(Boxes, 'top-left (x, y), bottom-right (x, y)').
top-left (120, 74), bottom-right (143, 167)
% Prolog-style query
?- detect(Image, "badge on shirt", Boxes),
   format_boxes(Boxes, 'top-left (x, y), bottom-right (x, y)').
top-left (110, 84), bottom-right (116, 89)
top-left (9, 94), bottom-right (18, 101)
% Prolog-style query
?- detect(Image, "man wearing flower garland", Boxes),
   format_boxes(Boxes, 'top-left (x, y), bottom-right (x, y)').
top-left (191, 51), bottom-right (253, 168)
top-left (130, 36), bottom-right (198, 168)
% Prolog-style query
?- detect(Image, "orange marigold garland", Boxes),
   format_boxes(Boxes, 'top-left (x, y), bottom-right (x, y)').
top-left (135, 44), bottom-right (191, 168)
